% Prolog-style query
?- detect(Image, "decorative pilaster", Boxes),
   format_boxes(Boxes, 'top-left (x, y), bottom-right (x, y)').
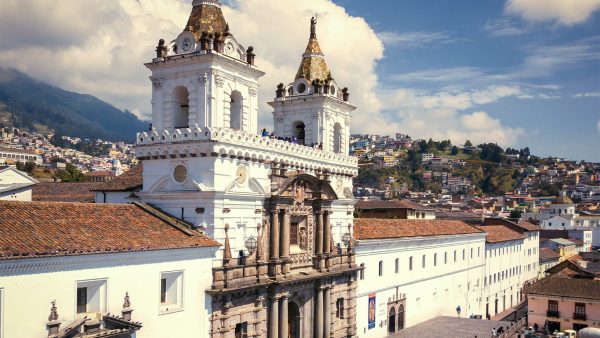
top-left (316, 210), bottom-right (324, 255)
top-left (280, 209), bottom-right (290, 258)
top-left (324, 287), bottom-right (331, 338)
top-left (323, 210), bottom-right (331, 254)
top-left (279, 294), bottom-right (289, 338)
top-left (314, 286), bottom-right (324, 338)
top-left (223, 224), bottom-right (232, 266)
top-left (270, 210), bottom-right (280, 260)
top-left (268, 295), bottom-right (280, 338)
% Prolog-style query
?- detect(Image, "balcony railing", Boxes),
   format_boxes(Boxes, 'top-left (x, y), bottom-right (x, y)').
top-left (573, 312), bottom-right (587, 321)
top-left (546, 310), bottom-right (560, 317)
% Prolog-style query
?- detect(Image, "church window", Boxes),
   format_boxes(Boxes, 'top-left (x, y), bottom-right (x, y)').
top-left (333, 122), bottom-right (343, 154)
top-left (395, 258), bottom-right (399, 273)
top-left (422, 255), bottom-right (426, 268)
top-left (172, 86), bottom-right (190, 128)
top-left (409, 256), bottom-right (413, 270)
top-left (378, 261), bottom-right (383, 276)
top-left (235, 322), bottom-right (248, 338)
top-left (336, 298), bottom-right (345, 318)
top-left (160, 271), bottom-right (183, 313)
top-left (173, 165), bottom-right (188, 183)
top-left (359, 263), bottom-right (365, 280)
top-left (290, 223), bottom-right (299, 245)
top-left (229, 91), bottom-right (243, 130)
top-left (76, 279), bottom-right (106, 315)
top-left (434, 253), bottom-right (437, 266)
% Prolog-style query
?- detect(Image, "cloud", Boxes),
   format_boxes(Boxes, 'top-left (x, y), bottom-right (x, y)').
top-left (574, 91), bottom-right (600, 98)
top-left (377, 31), bottom-right (456, 47)
top-left (484, 18), bottom-right (530, 36)
top-left (505, 0), bottom-right (600, 25)
top-left (380, 86), bottom-right (525, 146)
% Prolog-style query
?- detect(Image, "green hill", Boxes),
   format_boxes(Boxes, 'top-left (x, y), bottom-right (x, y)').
top-left (0, 67), bottom-right (148, 142)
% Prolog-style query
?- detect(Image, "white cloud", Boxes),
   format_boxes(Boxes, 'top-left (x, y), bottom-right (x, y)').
top-left (574, 91), bottom-right (600, 98)
top-left (484, 18), bottom-right (529, 36)
top-left (505, 0), bottom-right (600, 25)
top-left (377, 31), bottom-right (455, 47)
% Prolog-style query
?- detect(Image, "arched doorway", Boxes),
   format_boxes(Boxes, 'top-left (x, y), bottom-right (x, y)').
top-left (288, 301), bottom-right (300, 338)
top-left (230, 91), bottom-right (243, 130)
top-left (398, 304), bottom-right (405, 330)
top-left (388, 307), bottom-right (396, 333)
top-left (172, 86), bottom-right (189, 128)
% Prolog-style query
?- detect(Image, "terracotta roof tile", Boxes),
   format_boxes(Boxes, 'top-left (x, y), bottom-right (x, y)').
top-left (524, 275), bottom-right (600, 300)
top-left (91, 165), bottom-right (143, 192)
top-left (355, 199), bottom-right (432, 210)
top-left (353, 219), bottom-right (483, 240)
top-left (539, 247), bottom-right (560, 262)
top-left (475, 225), bottom-right (526, 243)
top-left (0, 201), bottom-right (219, 260)
top-left (33, 182), bottom-right (103, 202)
top-left (517, 219), bottom-right (542, 231)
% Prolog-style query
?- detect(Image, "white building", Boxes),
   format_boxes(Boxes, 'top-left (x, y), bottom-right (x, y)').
top-left (0, 201), bottom-right (219, 338)
top-left (354, 219), bottom-right (487, 336)
top-left (0, 146), bottom-right (42, 165)
top-left (0, 166), bottom-right (38, 201)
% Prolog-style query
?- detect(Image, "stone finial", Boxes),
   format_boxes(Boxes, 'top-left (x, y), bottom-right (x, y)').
top-left (156, 39), bottom-right (168, 58)
top-left (224, 23), bottom-right (231, 37)
top-left (310, 16), bottom-right (317, 38)
top-left (246, 46), bottom-right (256, 65)
top-left (123, 292), bottom-right (131, 309)
top-left (223, 224), bottom-right (232, 264)
top-left (276, 83), bottom-right (285, 98)
top-left (48, 300), bottom-right (59, 321)
top-left (200, 31), bottom-right (209, 50)
top-left (342, 87), bottom-right (349, 102)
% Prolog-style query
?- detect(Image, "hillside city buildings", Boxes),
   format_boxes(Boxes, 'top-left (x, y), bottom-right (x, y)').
top-left (0, 1), bottom-right (599, 338)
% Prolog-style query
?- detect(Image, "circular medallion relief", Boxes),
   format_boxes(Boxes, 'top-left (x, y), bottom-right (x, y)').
top-left (236, 165), bottom-right (248, 185)
top-left (173, 165), bottom-right (188, 183)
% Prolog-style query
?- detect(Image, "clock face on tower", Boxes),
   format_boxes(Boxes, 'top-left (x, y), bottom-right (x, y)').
top-left (225, 42), bottom-right (236, 56)
top-left (181, 37), bottom-right (194, 52)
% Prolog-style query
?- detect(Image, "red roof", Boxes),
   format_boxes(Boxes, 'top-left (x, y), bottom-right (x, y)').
top-left (354, 199), bottom-right (432, 210)
top-left (33, 182), bottom-right (103, 202)
top-left (85, 170), bottom-right (114, 177)
top-left (0, 201), bottom-right (219, 260)
top-left (354, 219), bottom-right (483, 240)
top-left (91, 165), bottom-right (143, 192)
top-left (539, 248), bottom-right (560, 262)
top-left (475, 225), bottom-right (526, 243)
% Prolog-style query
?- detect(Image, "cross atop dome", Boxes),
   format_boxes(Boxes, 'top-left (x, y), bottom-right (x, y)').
top-left (295, 16), bottom-right (330, 82)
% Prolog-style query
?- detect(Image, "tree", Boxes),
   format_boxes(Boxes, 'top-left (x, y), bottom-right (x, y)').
top-left (59, 164), bottom-right (86, 182)
top-left (450, 146), bottom-right (459, 155)
top-left (510, 209), bottom-right (522, 219)
top-left (464, 140), bottom-right (473, 147)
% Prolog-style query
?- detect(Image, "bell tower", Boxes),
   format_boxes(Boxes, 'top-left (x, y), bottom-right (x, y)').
top-left (146, 0), bottom-right (264, 134)
top-left (268, 17), bottom-right (356, 154)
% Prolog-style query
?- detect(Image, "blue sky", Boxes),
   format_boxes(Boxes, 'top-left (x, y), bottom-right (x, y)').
top-left (334, 0), bottom-right (600, 161)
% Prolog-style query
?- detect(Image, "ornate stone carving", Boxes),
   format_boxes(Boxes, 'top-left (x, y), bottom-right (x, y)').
top-left (199, 73), bottom-right (208, 84)
top-left (48, 300), bottom-right (59, 321)
top-left (248, 87), bottom-right (257, 97)
top-left (123, 292), bottom-right (131, 308)
top-left (152, 79), bottom-right (162, 88)
top-left (214, 74), bottom-right (224, 87)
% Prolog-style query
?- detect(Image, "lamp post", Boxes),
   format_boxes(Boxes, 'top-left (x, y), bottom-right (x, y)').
top-left (245, 235), bottom-right (257, 255)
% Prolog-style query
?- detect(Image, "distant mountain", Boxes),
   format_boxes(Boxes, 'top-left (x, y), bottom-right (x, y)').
top-left (0, 67), bottom-right (148, 142)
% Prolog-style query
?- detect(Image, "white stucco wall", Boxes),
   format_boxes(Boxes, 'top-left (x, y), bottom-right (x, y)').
top-left (355, 233), bottom-right (486, 337)
top-left (0, 247), bottom-right (217, 338)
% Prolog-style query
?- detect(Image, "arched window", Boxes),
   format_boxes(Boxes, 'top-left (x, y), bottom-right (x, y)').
top-left (388, 307), bottom-right (396, 333)
top-left (172, 86), bottom-right (189, 128)
top-left (293, 121), bottom-right (306, 145)
top-left (333, 122), bottom-right (343, 153)
top-left (229, 90), bottom-right (243, 130)
top-left (378, 260), bottom-right (384, 276)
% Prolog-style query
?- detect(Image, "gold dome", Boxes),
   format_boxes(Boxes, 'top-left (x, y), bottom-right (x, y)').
top-left (552, 194), bottom-right (574, 205)
top-left (185, 0), bottom-right (228, 41)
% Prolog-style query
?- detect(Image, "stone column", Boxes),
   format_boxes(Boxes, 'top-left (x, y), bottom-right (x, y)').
top-left (324, 287), bottom-right (331, 338)
top-left (316, 211), bottom-right (324, 255)
top-left (280, 209), bottom-right (290, 258)
top-left (269, 296), bottom-right (279, 338)
top-left (279, 294), bottom-right (289, 338)
top-left (314, 286), bottom-right (324, 338)
top-left (270, 209), bottom-right (280, 260)
top-left (323, 210), bottom-right (331, 254)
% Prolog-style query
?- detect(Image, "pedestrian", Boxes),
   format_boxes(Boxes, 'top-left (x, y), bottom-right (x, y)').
top-left (261, 128), bottom-right (268, 137)
top-left (492, 328), bottom-right (497, 337)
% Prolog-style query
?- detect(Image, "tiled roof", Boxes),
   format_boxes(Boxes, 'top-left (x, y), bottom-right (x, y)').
top-left (91, 165), bottom-right (143, 192)
top-left (475, 225), bottom-right (526, 243)
top-left (524, 275), bottom-right (600, 300)
top-left (353, 219), bottom-right (483, 240)
top-left (354, 199), bottom-right (432, 210)
top-left (33, 182), bottom-right (104, 202)
top-left (539, 248), bottom-right (560, 262)
top-left (85, 170), bottom-right (114, 177)
top-left (517, 219), bottom-right (542, 231)
top-left (0, 201), bottom-right (219, 260)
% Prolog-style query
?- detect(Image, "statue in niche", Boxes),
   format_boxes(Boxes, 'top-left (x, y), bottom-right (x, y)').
top-left (294, 181), bottom-right (306, 203)
top-left (299, 227), bottom-right (307, 249)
